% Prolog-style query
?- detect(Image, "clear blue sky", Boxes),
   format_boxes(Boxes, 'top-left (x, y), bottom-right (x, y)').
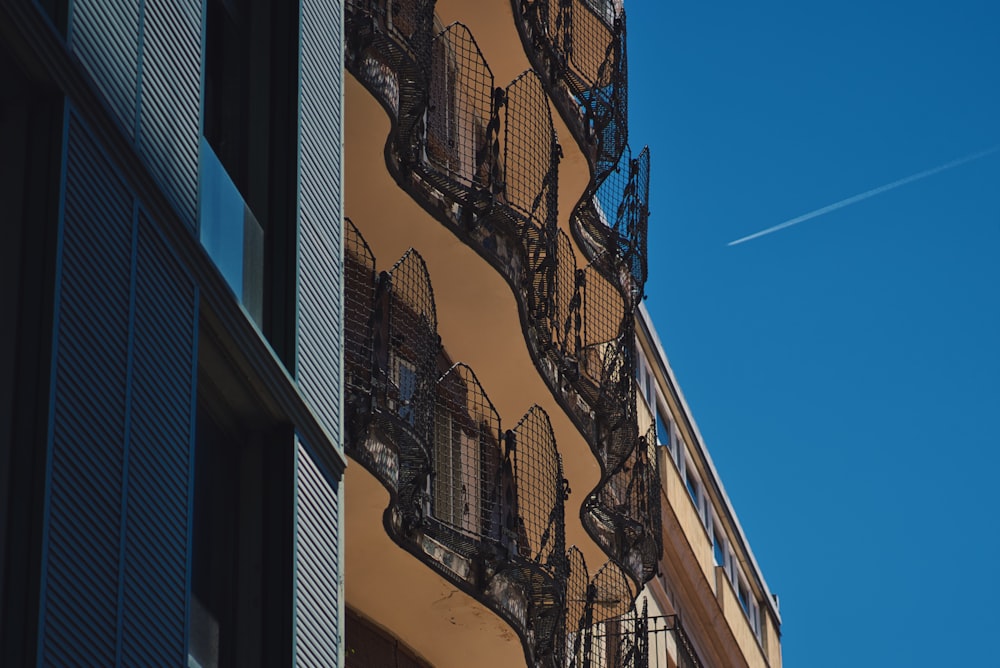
top-left (628, 1), bottom-right (1000, 665)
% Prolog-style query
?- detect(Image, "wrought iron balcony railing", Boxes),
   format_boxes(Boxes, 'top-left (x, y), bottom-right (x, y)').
top-left (565, 548), bottom-right (704, 668)
top-left (511, 0), bottom-right (650, 305)
top-left (345, 219), bottom-right (569, 667)
top-left (345, 0), bottom-right (659, 624)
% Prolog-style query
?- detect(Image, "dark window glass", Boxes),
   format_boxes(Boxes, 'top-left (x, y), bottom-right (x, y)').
top-left (713, 530), bottom-right (726, 567)
top-left (201, 0), bottom-right (298, 365)
top-left (655, 408), bottom-right (669, 447)
top-left (738, 581), bottom-right (750, 614)
top-left (204, 0), bottom-right (249, 200)
top-left (685, 467), bottom-right (699, 506)
top-left (190, 409), bottom-right (239, 668)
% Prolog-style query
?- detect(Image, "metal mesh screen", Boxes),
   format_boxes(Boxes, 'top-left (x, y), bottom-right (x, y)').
top-left (566, 559), bottom-right (648, 668)
top-left (510, 406), bottom-right (566, 567)
top-left (566, 0), bottom-right (617, 91)
top-left (344, 220), bottom-right (403, 490)
top-left (576, 143), bottom-right (649, 304)
top-left (566, 547), bottom-right (590, 656)
top-left (426, 23), bottom-right (495, 202)
top-left (552, 230), bottom-right (580, 361)
top-left (376, 249), bottom-right (439, 526)
top-left (345, 219), bottom-right (376, 398)
top-left (596, 440), bottom-right (661, 584)
top-left (384, 249), bottom-right (438, 442)
top-left (346, 0), bottom-right (434, 162)
top-left (577, 265), bottom-right (627, 408)
top-left (346, 0), bottom-right (669, 645)
top-left (503, 70), bottom-right (557, 226)
top-left (506, 406), bottom-right (567, 664)
top-left (431, 363), bottom-right (503, 543)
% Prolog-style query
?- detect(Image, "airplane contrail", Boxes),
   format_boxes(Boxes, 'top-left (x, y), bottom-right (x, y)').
top-left (728, 145), bottom-right (1000, 246)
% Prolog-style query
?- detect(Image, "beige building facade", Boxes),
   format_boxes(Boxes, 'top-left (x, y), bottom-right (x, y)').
top-left (635, 305), bottom-right (782, 667)
top-left (341, 1), bottom-right (782, 666)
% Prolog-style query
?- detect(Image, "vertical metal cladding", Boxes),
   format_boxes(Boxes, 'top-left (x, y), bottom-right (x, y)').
top-left (67, 0), bottom-right (201, 226)
top-left (41, 111), bottom-right (135, 667)
top-left (67, 0), bottom-right (140, 139)
top-left (120, 213), bottom-right (198, 666)
top-left (294, 439), bottom-right (343, 665)
top-left (41, 111), bottom-right (198, 665)
top-left (296, 0), bottom-right (345, 450)
top-left (136, 0), bottom-right (202, 226)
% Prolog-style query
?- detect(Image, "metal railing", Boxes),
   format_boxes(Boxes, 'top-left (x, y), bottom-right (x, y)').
top-left (344, 219), bottom-right (569, 667)
top-left (345, 1), bottom-right (664, 661)
top-left (512, 0), bottom-right (650, 303)
top-left (565, 548), bottom-right (706, 668)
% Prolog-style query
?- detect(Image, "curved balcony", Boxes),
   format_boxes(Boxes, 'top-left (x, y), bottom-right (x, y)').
top-left (345, 219), bottom-right (569, 666)
top-left (565, 548), bottom-right (704, 668)
top-left (510, 0), bottom-right (649, 303)
top-left (344, 0), bottom-right (659, 617)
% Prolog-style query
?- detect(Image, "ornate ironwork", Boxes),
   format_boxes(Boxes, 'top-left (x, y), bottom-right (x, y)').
top-left (425, 23), bottom-right (495, 207)
top-left (645, 614), bottom-right (704, 668)
top-left (346, 0), bottom-right (435, 166)
top-left (565, 549), bottom-right (648, 668)
top-left (345, 0), bottom-right (663, 656)
top-left (574, 144), bottom-right (649, 304)
top-left (343, 220), bottom-right (570, 667)
top-left (512, 0), bottom-right (648, 303)
top-left (508, 1), bottom-right (660, 587)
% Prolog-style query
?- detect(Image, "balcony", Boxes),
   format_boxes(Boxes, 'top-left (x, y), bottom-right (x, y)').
top-left (564, 550), bottom-right (704, 668)
top-left (510, 0), bottom-right (650, 303)
top-left (344, 219), bottom-right (569, 666)
top-left (345, 0), bottom-right (660, 596)
top-left (345, 216), bottom-right (684, 667)
top-left (198, 137), bottom-right (264, 327)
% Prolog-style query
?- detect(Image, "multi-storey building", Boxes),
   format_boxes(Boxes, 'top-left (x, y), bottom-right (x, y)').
top-left (1, 0), bottom-right (782, 665)
top-left (341, 1), bottom-right (782, 667)
top-left (635, 305), bottom-right (782, 667)
top-left (1, 0), bottom-right (346, 665)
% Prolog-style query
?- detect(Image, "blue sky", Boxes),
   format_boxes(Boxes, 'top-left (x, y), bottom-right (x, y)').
top-left (628, 1), bottom-right (999, 665)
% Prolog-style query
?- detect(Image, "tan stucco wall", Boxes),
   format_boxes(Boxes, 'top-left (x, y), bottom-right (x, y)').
top-left (660, 448), bottom-right (715, 587)
top-left (763, 606), bottom-right (783, 668)
top-left (716, 566), bottom-right (770, 668)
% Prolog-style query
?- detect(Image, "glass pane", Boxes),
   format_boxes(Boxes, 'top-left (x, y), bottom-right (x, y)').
top-left (199, 137), bottom-right (263, 326)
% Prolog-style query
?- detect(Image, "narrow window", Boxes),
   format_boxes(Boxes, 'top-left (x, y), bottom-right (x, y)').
top-left (685, 464), bottom-right (699, 508)
top-left (738, 579), bottom-right (750, 614)
top-left (201, 0), bottom-right (298, 362)
top-left (713, 528), bottom-right (726, 567)
top-left (190, 408), bottom-right (240, 668)
top-left (655, 406), bottom-right (670, 448)
top-left (393, 358), bottom-right (417, 426)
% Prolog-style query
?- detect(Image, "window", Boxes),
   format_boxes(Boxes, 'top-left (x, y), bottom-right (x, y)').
top-left (713, 527), bottom-right (727, 568)
top-left (201, 0), bottom-right (298, 363)
top-left (655, 406), bottom-right (670, 448)
top-left (674, 434), bottom-right (685, 469)
top-left (433, 406), bottom-right (481, 535)
top-left (634, 349), bottom-right (657, 410)
top-left (684, 461), bottom-right (700, 509)
top-left (190, 408), bottom-right (240, 668)
top-left (190, 391), bottom-right (297, 667)
top-left (392, 358), bottom-right (417, 426)
top-left (738, 578), bottom-right (750, 614)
